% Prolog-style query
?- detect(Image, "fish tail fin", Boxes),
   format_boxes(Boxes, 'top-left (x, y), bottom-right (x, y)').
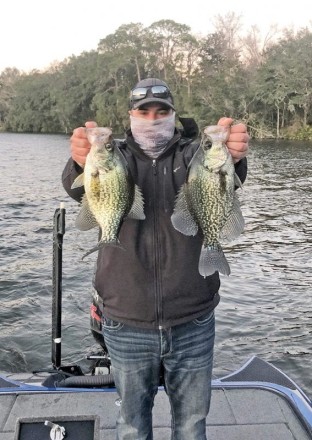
top-left (199, 244), bottom-right (230, 277)
top-left (82, 239), bottom-right (124, 260)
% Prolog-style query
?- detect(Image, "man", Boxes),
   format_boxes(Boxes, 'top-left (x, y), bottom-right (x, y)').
top-left (62, 78), bottom-right (249, 439)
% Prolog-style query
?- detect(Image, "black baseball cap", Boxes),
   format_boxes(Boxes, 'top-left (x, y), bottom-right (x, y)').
top-left (129, 78), bottom-right (175, 110)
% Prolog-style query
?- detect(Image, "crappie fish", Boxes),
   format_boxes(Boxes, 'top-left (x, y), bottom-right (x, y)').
top-left (71, 127), bottom-right (145, 259)
top-left (171, 125), bottom-right (244, 277)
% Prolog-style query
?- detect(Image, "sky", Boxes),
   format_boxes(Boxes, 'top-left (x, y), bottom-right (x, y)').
top-left (1, 0), bottom-right (312, 73)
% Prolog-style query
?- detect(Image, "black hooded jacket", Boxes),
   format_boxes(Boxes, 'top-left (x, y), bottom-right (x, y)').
top-left (62, 118), bottom-right (247, 329)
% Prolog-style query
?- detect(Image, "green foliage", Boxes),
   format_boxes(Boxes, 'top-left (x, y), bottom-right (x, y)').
top-left (1, 17), bottom-right (312, 137)
top-left (282, 124), bottom-right (312, 140)
top-left (4, 71), bottom-right (62, 132)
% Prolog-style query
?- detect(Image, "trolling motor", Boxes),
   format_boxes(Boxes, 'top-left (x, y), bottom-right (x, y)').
top-left (48, 203), bottom-right (114, 387)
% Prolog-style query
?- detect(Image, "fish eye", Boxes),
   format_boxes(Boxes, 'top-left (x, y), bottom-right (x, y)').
top-left (201, 139), bottom-right (212, 151)
top-left (106, 143), bottom-right (113, 151)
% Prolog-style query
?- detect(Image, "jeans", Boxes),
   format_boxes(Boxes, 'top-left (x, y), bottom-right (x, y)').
top-left (102, 311), bottom-right (215, 440)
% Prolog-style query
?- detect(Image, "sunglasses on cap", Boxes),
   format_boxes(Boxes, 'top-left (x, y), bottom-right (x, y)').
top-left (130, 85), bottom-right (171, 101)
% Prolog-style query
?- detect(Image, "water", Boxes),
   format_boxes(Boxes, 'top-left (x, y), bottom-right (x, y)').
top-left (1, 133), bottom-right (311, 397)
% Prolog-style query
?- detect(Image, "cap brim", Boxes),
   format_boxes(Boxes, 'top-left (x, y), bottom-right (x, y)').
top-left (132, 97), bottom-right (175, 111)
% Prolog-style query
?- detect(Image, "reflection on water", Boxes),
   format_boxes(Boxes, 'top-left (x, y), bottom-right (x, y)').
top-left (0, 134), bottom-right (311, 396)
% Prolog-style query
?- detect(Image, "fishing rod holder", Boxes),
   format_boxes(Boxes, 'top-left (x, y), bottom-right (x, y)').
top-left (52, 203), bottom-right (66, 369)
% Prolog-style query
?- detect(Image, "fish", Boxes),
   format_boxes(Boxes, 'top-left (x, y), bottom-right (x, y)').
top-left (171, 125), bottom-right (244, 277)
top-left (71, 127), bottom-right (145, 259)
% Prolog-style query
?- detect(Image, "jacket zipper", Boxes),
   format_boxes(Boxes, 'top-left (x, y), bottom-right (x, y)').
top-left (152, 159), bottom-right (162, 329)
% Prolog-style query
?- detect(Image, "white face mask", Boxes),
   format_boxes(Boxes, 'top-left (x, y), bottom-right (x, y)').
top-left (130, 113), bottom-right (176, 158)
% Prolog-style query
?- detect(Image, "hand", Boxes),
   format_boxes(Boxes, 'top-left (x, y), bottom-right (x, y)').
top-left (70, 121), bottom-right (98, 167)
top-left (217, 117), bottom-right (249, 163)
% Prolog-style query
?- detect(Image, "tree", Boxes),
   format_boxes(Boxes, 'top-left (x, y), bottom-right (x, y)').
top-left (2, 18), bottom-right (312, 138)
top-left (254, 27), bottom-right (312, 136)
top-left (0, 68), bottom-right (20, 125)
top-left (49, 51), bottom-right (99, 133)
top-left (146, 20), bottom-right (192, 83)
top-left (98, 23), bottom-right (147, 85)
top-left (5, 71), bottom-right (61, 132)
top-left (240, 24), bottom-right (278, 69)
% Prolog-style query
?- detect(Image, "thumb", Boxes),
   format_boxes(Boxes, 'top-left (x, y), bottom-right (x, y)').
top-left (85, 121), bottom-right (98, 128)
top-left (217, 117), bottom-right (233, 127)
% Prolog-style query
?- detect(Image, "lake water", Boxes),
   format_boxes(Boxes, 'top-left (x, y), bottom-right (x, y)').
top-left (1, 132), bottom-right (311, 397)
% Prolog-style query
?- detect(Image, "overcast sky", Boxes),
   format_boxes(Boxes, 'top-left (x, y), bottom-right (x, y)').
top-left (1, 0), bottom-right (311, 73)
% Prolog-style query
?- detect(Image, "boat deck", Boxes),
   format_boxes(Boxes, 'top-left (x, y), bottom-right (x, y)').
top-left (0, 380), bottom-right (311, 439)
top-left (1, 356), bottom-right (311, 439)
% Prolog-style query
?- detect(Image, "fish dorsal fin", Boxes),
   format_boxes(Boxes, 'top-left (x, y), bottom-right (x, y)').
top-left (219, 193), bottom-right (245, 242)
top-left (71, 173), bottom-right (85, 189)
top-left (75, 195), bottom-right (98, 231)
top-left (171, 186), bottom-right (198, 236)
top-left (127, 185), bottom-right (146, 220)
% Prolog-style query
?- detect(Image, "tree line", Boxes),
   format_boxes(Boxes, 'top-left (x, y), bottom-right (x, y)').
top-left (1, 14), bottom-right (312, 139)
